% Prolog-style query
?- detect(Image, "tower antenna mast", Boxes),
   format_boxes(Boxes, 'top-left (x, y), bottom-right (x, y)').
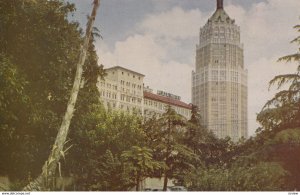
top-left (217, 0), bottom-right (224, 10)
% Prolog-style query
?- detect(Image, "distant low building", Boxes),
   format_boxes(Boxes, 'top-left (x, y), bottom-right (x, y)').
top-left (97, 66), bottom-right (192, 119)
top-left (144, 90), bottom-right (192, 119)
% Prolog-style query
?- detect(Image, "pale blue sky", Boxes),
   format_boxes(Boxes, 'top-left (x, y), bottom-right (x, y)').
top-left (67, 0), bottom-right (300, 136)
top-left (68, 0), bottom-right (266, 49)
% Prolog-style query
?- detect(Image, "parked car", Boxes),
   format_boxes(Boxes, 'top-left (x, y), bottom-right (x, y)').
top-left (169, 186), bottom-right (187, 191)
top-left (151, 188), bottom-right (163, 191)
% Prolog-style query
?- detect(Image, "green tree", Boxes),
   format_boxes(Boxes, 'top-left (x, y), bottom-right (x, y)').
top-left (257, 23), bottom-right (300, 132)
top-left (0, 0), bottom-right (81, 182)
top-left (0, 0), bottom-right (104, 190)
top-left (121, 146), bottom-right (162, 191)
top-left (184, 161), bottom-right (287, 191)
top-left (144, 105), bottom-right (196, 191)
top-left (183, 105), bottom-right (231, 168)
top-left (0, 54), bottom-right (29, 180)
top-left (23, 0), bottom-right (101, 190)
top-left (256, 21), bottom-right (300, 190)
top-left (86, 150), bottom-right (132, 191)
top-left (66, 109), bottom-right (146, 191)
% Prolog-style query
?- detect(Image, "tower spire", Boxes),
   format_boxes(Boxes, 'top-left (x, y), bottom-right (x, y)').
top-left (217, 0), bottom-right (223, 10)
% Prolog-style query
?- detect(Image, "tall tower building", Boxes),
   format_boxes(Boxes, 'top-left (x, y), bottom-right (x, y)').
top-left (192, 0), bottom-right (248, 141)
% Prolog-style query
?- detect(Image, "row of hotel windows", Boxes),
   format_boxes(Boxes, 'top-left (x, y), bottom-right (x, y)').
top-left (110, 71), bottom-right (142, 80)
top-left (100, 90), bottom-right (143, 103)
top-left (120, 80), bottom-right (142, 90)
top-left (120, 94), bottom-right (142, 104)
top-left (105, 101), bottom-right (143, 114)
top-left (120, 88), bottom-right (142, 96)
top-left (145, 99), bottom-right (190, 116)
top-left (104, 100), bottom-right (189, 119)
top-left (144, 99), bottom-right (164, 110)
top-left (99, 82), bottom-right (118, 90)
top-left (101, 90), bottom-right (189, 117)
top-left (100, 91), bottom-right (117, 99)
top-left (100, 81), bottom-right (143, 94)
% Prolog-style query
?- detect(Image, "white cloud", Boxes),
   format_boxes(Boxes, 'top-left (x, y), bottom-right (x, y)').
top-left (97, 7), bottom-right (205, 102)
top-left (226, 0), bottom-right (300, 135)
top-left (97, 0), bottom-right (300, 136)
top-left (139, 7), bottom-right (206, 40)
top-left (227, 0), bottom-right (300, 63)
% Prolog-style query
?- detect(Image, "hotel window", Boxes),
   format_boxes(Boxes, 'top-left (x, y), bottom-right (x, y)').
top-left (121, 94), bottom-right (125, 101)
top-left (126, 96), bottom-right (130, 102)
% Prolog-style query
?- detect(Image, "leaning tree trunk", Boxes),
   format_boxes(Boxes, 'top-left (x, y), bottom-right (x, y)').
top-left (23, 0), bottom-right (100, 191)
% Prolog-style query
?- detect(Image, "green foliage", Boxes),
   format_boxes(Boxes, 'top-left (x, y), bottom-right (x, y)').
top-left (185, 162), bottom-right (287, 191)
top-left (258, 22), bottom-right (300, 132)
top-left (121, 146), bottom-right (162, 174)
top-left (67, 109), bottom-right (146, 191)
top-left (121, 146), bottom-right (162, 191)
top-left (87, 150), bottom-right (133, 191)
top-left (0, 0), bottom-right (104, 183)
top-left (143, 106), bottom-right (197, 189)
top-left (264, 128), bottom-right (300, 189)
top-left (255, 20), bottom-right (300, 190)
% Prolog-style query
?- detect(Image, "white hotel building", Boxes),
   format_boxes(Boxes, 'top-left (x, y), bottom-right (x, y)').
top-left (97, 66), bottom-right (192, 119)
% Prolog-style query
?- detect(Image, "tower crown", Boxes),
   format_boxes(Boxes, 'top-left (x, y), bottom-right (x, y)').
top-left (217, 0), bottom-right (223, 10)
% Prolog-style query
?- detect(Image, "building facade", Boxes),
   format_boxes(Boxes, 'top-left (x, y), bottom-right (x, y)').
top-left (98, 66), bottom-right (145, 115)
top-left (192, 0), bottom-right (248, 141)
top-left (98, 66), bottom-right (192, 119)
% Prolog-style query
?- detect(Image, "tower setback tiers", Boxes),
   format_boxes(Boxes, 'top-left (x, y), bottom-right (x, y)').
top-left (192, 0), bottom-right (248, 141)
